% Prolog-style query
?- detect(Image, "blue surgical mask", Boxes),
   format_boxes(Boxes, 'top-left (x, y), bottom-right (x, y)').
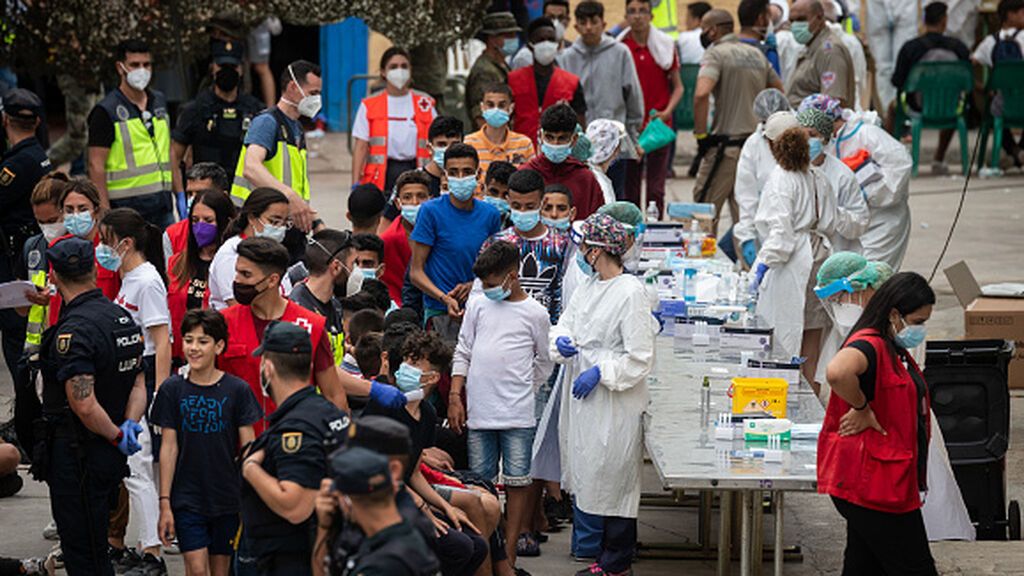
top-left (894, 318), bottom-right (927, 349)
top-left (432, 146), bottom-right (447, 166)
top-left (809, 137), bottom-right (823, 160)
top-left (256, 219), bottom-right (287, 243)
top-left (394, 362), bottom-right (423, 392)
top-left (482, 108), bottom-right (511, 128)
top-left (64, 211), bottom-right (94, 238)
top-left (542, 141), bottom-right (573, 164)
top-left (510, 209), bottom-right (540, 232)
top-left (483, 276), bottom-right (512, 301)
top-left (401, 204), bottom-right (420, 226)
top-left (448, 175), bottom-right (477, 201)
top-left (502, 37), bottom-right (520, 57)
top-left (358, 267), bottom-right (377, 281)
top-left (95, 243), bottom-right (123, 272)
top-left (791, 21), bottom-right (813, 45)
top-left (542, 216), bottom-right (570, 231)
top-left (576, 250), bottom-right (595, 277)
top-left (483, 195), bottom-right (510, 215)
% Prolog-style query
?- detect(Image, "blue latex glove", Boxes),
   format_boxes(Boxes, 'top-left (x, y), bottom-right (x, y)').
top-left (175, 191), bottom-right (188, 220)
top-left (117, 419), bottom-right (144, 456)
top-left (741, 240), bottom-right (758, 267)
top-left (572, 366), bottom-right (601, 400)
top-left (751, 263), bottom-right (769, 292)
top-left (555, 336), bottom-right (578, 358)
top-left (370, 380), bottom-right (407, 410)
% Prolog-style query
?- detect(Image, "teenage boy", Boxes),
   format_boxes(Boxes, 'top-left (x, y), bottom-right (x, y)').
top-left (521, 104), bottom-right (604, 220)
top-left (347, 183), bottom-right (386, 236)
top-left (380, 170), bottom-right (432, 305)
top-left (153, 309), bottom-right (261, 576)
top-left (289, 229), bottom-right (356, 366)
top-left (449, 241), bottom-right (553, 569)
top-left (540, 183), bottom-right (576, 232)
top-left (482, 160), bottom-right (516, 226)
top-left (409, 144), bottom-right (501, 343)
top-left (351, 233), bottom-right (385, 283)
top-left (464, 83), bottom-right (535, 175)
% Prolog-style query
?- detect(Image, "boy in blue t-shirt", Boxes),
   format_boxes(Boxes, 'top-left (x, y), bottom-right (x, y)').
top-left (151, 309), bottom-right (261, 575)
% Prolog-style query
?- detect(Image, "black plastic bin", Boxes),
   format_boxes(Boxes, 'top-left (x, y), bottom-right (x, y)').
top-left (924, 338), bottom-right (1019, 540)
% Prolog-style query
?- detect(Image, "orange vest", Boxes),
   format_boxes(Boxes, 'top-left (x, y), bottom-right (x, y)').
top-left (360, 91), bottom-right (435, 191)
top-left (218, 300), bottom-right (327, 436)
top-left (508, 67), bottom-right (580, 147)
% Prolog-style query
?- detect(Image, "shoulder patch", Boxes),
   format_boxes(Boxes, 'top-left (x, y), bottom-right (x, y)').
top-left (0, 167), bottom-right (14, 186)
top-left (281, 431), bottom-right (303, 453)
top-left (27, 249), bottom-right (41, 270)
top-left (116, 105), bottom-right (130, 121)
top-left (57, 333), bottom-right (72, 354)
top-left (820, 71), bottom-right (836, 89)
top-left (823, 40), bottom-right (833, 51)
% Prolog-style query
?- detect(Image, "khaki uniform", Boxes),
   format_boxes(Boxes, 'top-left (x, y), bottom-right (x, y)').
top-left (786, 27), bottom-right (856, 108)
top-left (465, 53), bottom-right (509, 126)
top-left (693, 35), bottom-right (779, 233)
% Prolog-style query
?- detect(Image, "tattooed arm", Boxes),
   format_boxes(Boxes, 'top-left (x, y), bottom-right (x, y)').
top-left (65, 374), bottom-right (121, 443)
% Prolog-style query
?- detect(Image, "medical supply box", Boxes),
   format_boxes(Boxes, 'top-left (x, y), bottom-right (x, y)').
top-left (729, 377), bottom-right (788, 418)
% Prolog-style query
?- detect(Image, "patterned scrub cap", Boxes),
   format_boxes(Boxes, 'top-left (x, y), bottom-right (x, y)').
top-left (796, 108), bottom-right (835, 142)
top-left (579, 213), bottom-right (631, 256)
top-left (586, 119), bottom-right (626, 165)
top-left (798, 93), bottom-right (843, 122)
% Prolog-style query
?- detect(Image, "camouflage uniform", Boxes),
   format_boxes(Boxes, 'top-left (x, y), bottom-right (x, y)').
top-left (47, 74), bottom-right (102, 167)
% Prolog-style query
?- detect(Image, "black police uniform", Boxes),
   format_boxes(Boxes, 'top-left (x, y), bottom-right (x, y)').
top-left (240, 386), bottom-right (350, 575)
top-left (344, 520), bottom-right (440, 576)
top-left (38, 287), bottom-right (144, 576)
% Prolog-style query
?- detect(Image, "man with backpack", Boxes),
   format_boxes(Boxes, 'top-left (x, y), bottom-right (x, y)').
top-left (971, 0), bottom-right (1024, 166)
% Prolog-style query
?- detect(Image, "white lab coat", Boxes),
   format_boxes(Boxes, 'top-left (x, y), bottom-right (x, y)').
top-left (866, 0), bottom-right (921, 110)
top-left (550, 273), bottom-right (657, 518)
top-left (827, 22), bottom-right (868, 110)
top-left (754, 166), bottom-right (838, 358)
top-left (819, 154), bottom-right (869, 252)
top-left (776, 30), bottom-right (803, 83)
top-left (734, 125), bottom-right (777, 245)
top-left (831, 117), bottom-right (912, 270)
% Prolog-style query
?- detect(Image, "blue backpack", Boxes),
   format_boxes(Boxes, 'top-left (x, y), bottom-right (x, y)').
top-left (992, 30), bottom-right (1023, 63)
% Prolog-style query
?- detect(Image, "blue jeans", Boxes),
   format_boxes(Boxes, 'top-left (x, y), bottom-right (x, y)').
top-left (572, 500), bottom-right (604, 558)
top-left (467, 427), bottom-right (535, 487)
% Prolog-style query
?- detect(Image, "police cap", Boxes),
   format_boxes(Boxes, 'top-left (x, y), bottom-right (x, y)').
top-left (346, 415), bottom-right (412, 456)
top-left (47, 237), bottom-right (95, 277)
top-left (330, 446), bottom-right (392, 495)
top-left (0, 88), bottom-right (43, 120)
top-left (252, 321), bottom-right (313, 356)
top-left (211, 39), bottom-right (244, 65)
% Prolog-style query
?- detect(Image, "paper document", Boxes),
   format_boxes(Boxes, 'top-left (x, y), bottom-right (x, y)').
top-left (0, 280), bottom-right (40, 309)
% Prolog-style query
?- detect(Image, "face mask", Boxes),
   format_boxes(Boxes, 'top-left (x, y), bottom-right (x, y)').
top-left (510, 209), bottom-right (541, 232)
top-left (808, 137), bottom-right (823, 160)
top-left (256, 219), bottom-right (287, 243)
top-left (64, 211), bottom-right (94, 238)
top-left (532, 41), bottom-right (559, 66)
top-left (894, 319), bottom-right (927, 350)
top-left (832, 302), bottom-right (863, 332)
top-left (233, 278), bottom-right (266, 306)
top-left (622, 242), bottom-right (642, 272)
top-left (345, 266), bottom-right (364, 298)
top-left (554, 19), bottom-right (566, 42)
top-left (448, 175), bottom-right (477, 201)
top-left (191, 221), bottom-right (219, 248)
top-left (386, 68), bottom-right (410, 90)
top-left (502, 37), bottom-right (520, 57)
top-left (791, 21), bottom-right (814, 45)
top-left (289, 64), bottom-right (322, 117)
top-left (95, 243), bottom-right (123, 272)
top-left (483, 195), bottom-right (510, 216)
top-left (483, 277), bottom-right (512, 301)
top-left (122, 64), bottom-right (151, 91)
top-left (401, 204), bottom-right (420, 225)
top-left (576, 250), bottom-right (595, 277)
top-left (214, 67), bottom-right (240, 92)
top-left (431, 146), bottom-right (447, 166)
top-left (357, 267), bottom-right (377, 281)
top-left (542, 216), bottom-right (570, 231)
top-left (699, 31), bottom-right (713, 48)
top-left (482, 107), bottom-right (511, 128)
top-left (394, 362), bottom-right (423, 392)
top-left (542, 141), bottom-right (572, 164)
top-left (40, 222), bottom-right (66, 243)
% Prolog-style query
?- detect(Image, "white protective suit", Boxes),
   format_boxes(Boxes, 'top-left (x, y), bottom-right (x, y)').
top-left (819, 153), bottom-right (870, 252)
top-left (866, 0), bottom-right (920, 110)
top-left (831, 115), bottom-right (912, 270)
top-left (754, 166), bottom-right (838, 358)
top-left (734, 125), bottom-right (778, 246)
top-left (827, 22), bottom-right (868, 110)
top-left (550, 273), bottom-right (658, 518)
top-left (945, 0), bottom-right (981, 49)
top-left (776, 30), bottom-right (803, 83)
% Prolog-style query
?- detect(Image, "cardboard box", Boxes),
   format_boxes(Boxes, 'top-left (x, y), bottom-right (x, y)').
top-left (946, 261), bottom-right (1024, 388)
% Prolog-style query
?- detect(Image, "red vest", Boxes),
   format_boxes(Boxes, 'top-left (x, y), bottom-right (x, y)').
top-left (359, 91), bottom-right (435, 191)
top-left (165, 220), bottom-right (189, 256)
top-left (508, 66), bottom-right (580, 146)
top-left (167, 250), bottom-right (211, 361)
top-left (48, 233), bottom-right (121, 325)
top-left (817, 329), bottom-right (931, 514)
top-left (218, 300), bottom-right (326, 435)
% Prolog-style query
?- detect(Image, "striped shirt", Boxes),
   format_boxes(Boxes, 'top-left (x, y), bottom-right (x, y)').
top-left (464, 128), bottom-right (535, 176)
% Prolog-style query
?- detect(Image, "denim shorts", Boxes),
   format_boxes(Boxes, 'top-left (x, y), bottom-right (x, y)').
top-left (173, 508), bottom-right (239, 555)
top-left (467, 427), bottom-right (536, 488)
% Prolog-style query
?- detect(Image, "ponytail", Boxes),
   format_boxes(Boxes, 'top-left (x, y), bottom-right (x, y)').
top-left (100, 208), bottom-right (168, 286)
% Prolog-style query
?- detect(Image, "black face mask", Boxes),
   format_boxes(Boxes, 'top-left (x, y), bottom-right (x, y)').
top-left (232, 278), bottom-right (266, 306)
top-left (700, 31), bottom-right (713, 48)
top-left (214, 67), bottom-right (240, 92)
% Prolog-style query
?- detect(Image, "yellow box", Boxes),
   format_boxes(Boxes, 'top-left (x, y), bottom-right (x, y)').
top-left (730, 377), bottom-right (788, 418)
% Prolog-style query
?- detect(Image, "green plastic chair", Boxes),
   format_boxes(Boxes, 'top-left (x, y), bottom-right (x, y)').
top-left (900, 61), bottom-right (973, 176)
top-left (673, 63), bottom-right (701, 131)
top-left (987, 61), bottom-right (1024, 168)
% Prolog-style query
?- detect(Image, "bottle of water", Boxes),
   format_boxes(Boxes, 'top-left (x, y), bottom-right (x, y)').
top-left (687, 219), bottom-right (702, 258)
top-left (646, 201), bottom-right (660, 223)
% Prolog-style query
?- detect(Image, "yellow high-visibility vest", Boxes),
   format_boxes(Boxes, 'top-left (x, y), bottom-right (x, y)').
top-left (231, 108), bottom-right (309, 205)
top-left (96, 89), bottom-right (172, 200)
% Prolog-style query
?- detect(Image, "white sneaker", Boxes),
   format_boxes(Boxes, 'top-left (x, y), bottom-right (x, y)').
top-left (42, 520), bottom-right (59, 540)
top-left (162, 539), bottom-right (180, 555)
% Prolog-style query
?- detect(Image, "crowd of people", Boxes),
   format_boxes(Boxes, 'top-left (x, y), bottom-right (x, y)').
top-left (0, 0), bottom-right (1016, 575)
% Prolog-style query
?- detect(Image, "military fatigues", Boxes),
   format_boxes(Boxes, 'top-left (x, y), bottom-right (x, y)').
top-left (786, 27), bottom-right (856, 108)
top-left (48, 74), bottom-right (103, 167)
top-left (465, 53), bottom-right (510, 125)
top-left (172, 89), bottom-right (263, 180)
top-left (240, 386), bottom-right (350, 575)
top-left (36, 288), bottom-right (144, 576)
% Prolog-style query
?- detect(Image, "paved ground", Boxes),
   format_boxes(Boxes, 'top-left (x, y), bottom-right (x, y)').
top-left (2, 130), bottom-right (1023, 574)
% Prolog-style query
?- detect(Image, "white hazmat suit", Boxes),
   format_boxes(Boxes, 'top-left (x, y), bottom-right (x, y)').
top-left (819, 153), bottom-right (870, 252)
top-left (734, 126), bottom-right (778, 247)
top-left (866, 0), bottom-right (920, 110)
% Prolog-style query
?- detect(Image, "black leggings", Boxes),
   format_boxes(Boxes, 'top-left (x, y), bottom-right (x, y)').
top-left (832, 497), bottom-right (937, 576)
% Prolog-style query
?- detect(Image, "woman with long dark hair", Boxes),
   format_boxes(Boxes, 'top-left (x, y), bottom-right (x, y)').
top-left (818, 271), bottom-right (939, 575)
top-left (59, 178), bottom-right (121, 300)
top-left (168, 189), bottom-right (236, 364)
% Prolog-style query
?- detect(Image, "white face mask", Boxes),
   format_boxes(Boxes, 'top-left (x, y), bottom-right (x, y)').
top-left (386, 68), bottom-right (411, 90)
top-left (554, 20), bottom-right (566, 42)
top-left (532, 41), bottom-right (559, 66)
top-left (121, 63), bottom-right (151, 91)
top-left (288, 65), bottom-right (322, 118)
top-left (832, 301), bottom-right (863, 333)
top-left (40, 222), bottom-right (66, 243)
top-left (346, 266), bottom-right (365, 297)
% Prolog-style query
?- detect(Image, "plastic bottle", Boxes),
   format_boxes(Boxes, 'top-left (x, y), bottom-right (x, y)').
top-left (701, 375), bottom-right (711, 414)
top-left (683, 267), bottom-right (697, 303)
top-left (687, 219), bottom-right (702, 258)
top-left (646, 201), bottom-right (660, 223)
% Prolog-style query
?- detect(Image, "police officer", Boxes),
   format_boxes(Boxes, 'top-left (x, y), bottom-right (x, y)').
top-left (785, 0), bottom-right (856, 108)
top-left (0, 88), bottom-right (50, 379)
top-left (327, 446), bottom-right (440, 576)
top-left (170, 39), bottom-right (263, 215)
top-left (34, 236), bottom-right (146, 576)
top-left (240, 321), bottom-right (350, 576)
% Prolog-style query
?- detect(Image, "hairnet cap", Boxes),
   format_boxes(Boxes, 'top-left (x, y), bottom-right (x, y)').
top-left (763, 111), bottom-right (800, 141)
top-left (580, 213), bottom-right (630, 256)
top-left (586, 119), bottom-right (626, 165)
top-left (597, 201), bottom-right (644, 229)
top-left (853, 261), bottom-right (894, 290)
top-left (817, 252), bottom-right (868, 287)
top-left (329, 446), bottom-right (392, 495)
top-left (48, 237), bottom-right (94, 276)
top-left (752, 88), bottom-right (791, 122)
top-left (346, 415), bottom-right (412, 456)
top-left (798, 93), bottom-right (844, 122)
top-left (796, 108), bottom-right (835, 142)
